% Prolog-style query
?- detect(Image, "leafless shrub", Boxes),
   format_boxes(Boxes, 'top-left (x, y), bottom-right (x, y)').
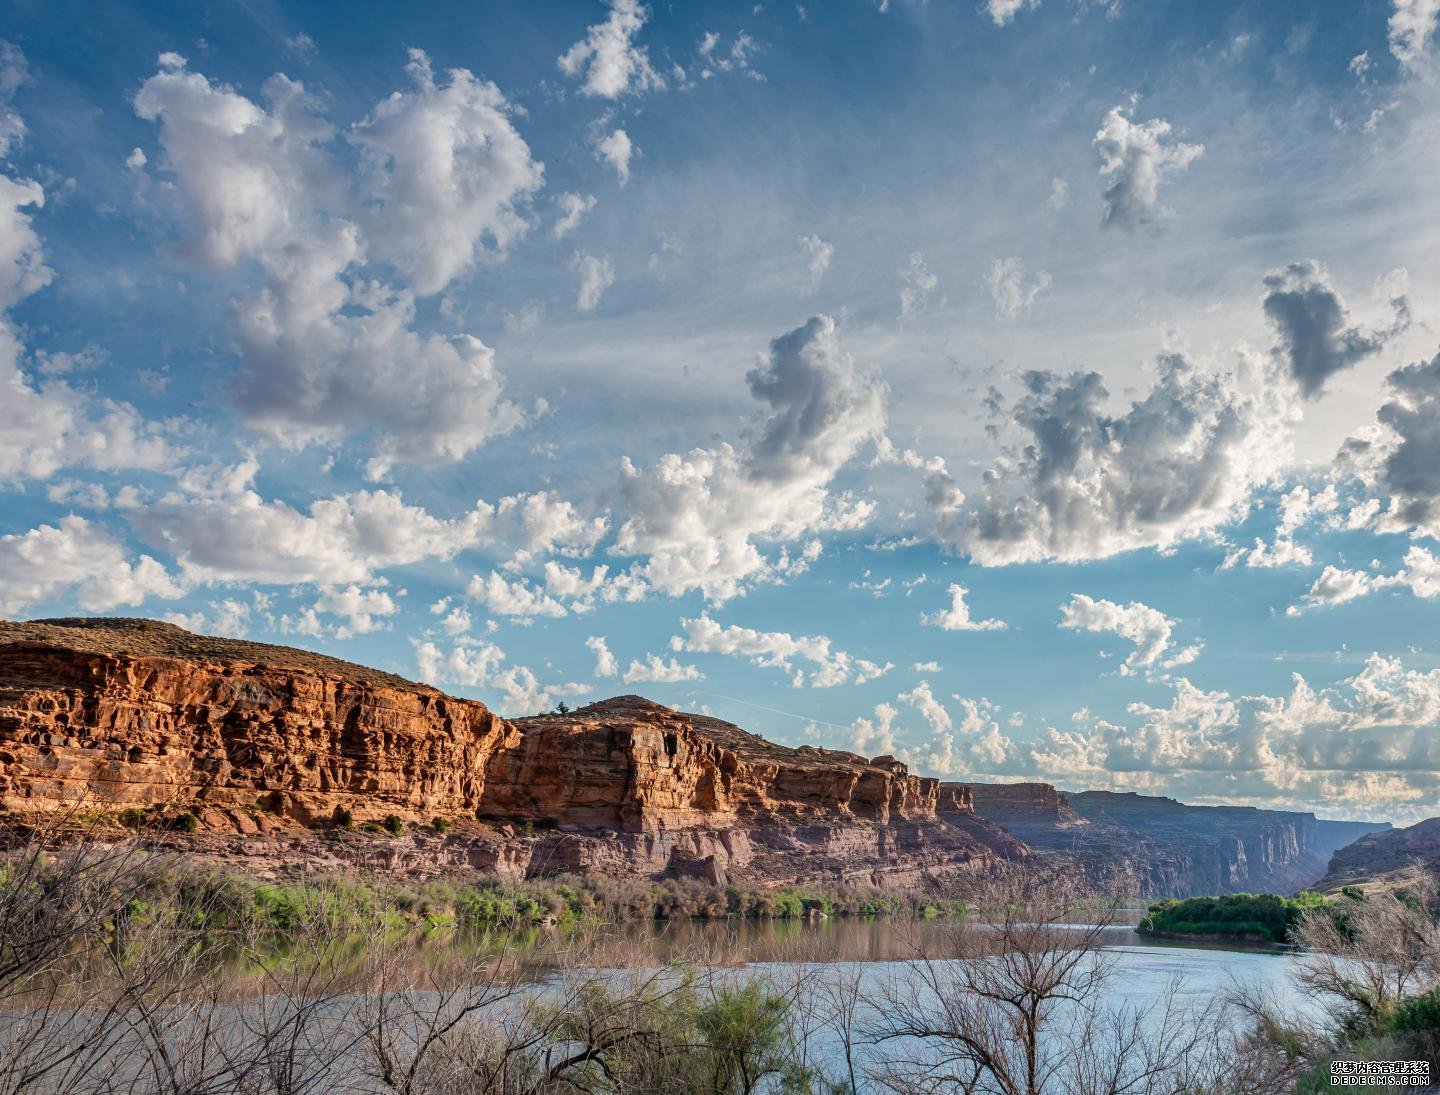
top-left (0, 811), bottom-right (168, 1093)
top-left (1289, 869), bottom-right (1440, 1026)
top-left (1216, 869), bottom-right (1440, 1090)
top-left (861, 865), bottom-right (1225, 1095)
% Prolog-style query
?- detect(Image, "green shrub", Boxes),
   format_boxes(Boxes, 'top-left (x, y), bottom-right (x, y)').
top-left (1138, 892), bottom-right (1325, 943)
top-left (1295, 1051), bottom-right (1393, 1094)
top-left (431, 817), bottom-right (448, 834)
top-left (1387, 990), bottom-right (1440, 1036)
top-left (770, 890), bottom-right (805, 919)
top-left (251, 883), bottom-right (309, 934)
top-left (383, 814), bottom-right (404, 835)
top-left (453, 881), bottom-right (562, 930)
top-left (333, 808), bottom-right (354, 830)
top-left (859, 895), bottom-right (902, 917)
top-left (539, 973), bottom-right (802, 1092)
top-left (118, 807), bottom-right (147, 830)
top-left (694, 981), bottom-right (793, 1090)
top-left (171, 812), bottom-right (199, 833)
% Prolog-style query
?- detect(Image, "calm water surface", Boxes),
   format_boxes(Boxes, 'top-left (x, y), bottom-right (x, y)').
top-left (563, 917), bottom-right (1317, 1082)
top-left (583, 915), bottom-right (1315, 1017)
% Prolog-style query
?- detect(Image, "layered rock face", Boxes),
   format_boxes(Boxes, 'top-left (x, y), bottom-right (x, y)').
top-left (475, 695), bottom-right (1017, 885)
top-left (0, 620), bottom-right (1021, 890)
top-left (0, 627), bottom-right (516, 826)
top-left (485, 697), bottom-right (940, 833)
top-left (6, 619), bottom-right (1388, 897)
top-left (955, 782), bottom-right (1389, 897)
top-left (1317, 816), bottom-right (1440, 892)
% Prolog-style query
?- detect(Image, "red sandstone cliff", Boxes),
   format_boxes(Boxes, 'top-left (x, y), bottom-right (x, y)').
top-left (0, 623), bottom-right (516, 826)
top-left (0, 619), bottom-right (1023, 890)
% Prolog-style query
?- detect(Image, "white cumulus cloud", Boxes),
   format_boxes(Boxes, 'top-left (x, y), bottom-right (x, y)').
top-left (1093, 103), bottom-right (1204, 231)
top-left (1261, 260), bottom-right (1406, 399)
top-left (0, 516), bottom-right (183, 616)
top-left (672, 612), bottom-right (891, 688)
top-left (928, 350), bottom-right (1293, 565)
top-left (986, 256), bottom-right (1051, 319)
top-left (919, 583), bottom-right (1007, 632)
top-left (1389, 0), bottom-right (1440, 71)
top-left (614, 315), bottom-right (885, 601)
top-left (134, 50), bottom-right (539, 469)
top-left (898, 251), bottom-right (938, 320)
top-left (595, 127), bottom-right (634, 184)
top-left (552, 192), bottom-right (597, 238)
top-left (350, 49), bottom-right (544, 296)
top-left (587, 635), bottom-right (619, 678)
top-left (1337, 347), bottom-right (1440, 539)
top-left (414, 637), bottom-right (585, 715)
top-left (571, 251), bottom-right (615, 311)
top-left (798, 234), bottom-right (833, 292)
top-left (558, 0), bottom-right (664, 99)
top-left (985, 0), bottom-right (1039, 26)
top-left (1059, 594), bottom-right (1197, 675)
top-left (623, 654), bottom-right (703, 683)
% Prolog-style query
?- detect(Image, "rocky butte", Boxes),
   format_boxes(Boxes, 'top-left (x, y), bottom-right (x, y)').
top-left (0, 618), bottom-right (1022, 890)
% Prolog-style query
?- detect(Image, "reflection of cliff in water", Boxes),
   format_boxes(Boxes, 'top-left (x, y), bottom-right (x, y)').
top-left (595, 911), bottom-right (1149, 969)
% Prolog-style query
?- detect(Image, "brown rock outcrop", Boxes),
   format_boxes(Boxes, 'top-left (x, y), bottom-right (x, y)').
top-left (488, 696), bottom-right (940, 834)
top-left (0, 620), bottom-right (1024, 891)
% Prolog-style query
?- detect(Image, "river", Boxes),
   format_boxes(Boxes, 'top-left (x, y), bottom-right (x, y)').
top-left (5, 916), bottom-right (1321, 1093)
top-left (536, 915), bottom-right (1322, 1088)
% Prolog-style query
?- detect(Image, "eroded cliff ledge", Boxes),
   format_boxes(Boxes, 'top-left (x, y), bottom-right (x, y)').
top-left (0, 619), bottom-right (1021, 890)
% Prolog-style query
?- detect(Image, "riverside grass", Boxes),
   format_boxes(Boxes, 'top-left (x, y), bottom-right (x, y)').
top-left (117, 862), bottom-right (973, 943)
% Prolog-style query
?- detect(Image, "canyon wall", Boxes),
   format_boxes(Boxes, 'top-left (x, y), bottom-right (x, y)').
top-left (1313, 818), bottom-right (1395, 862)
top-left (954, 783), bottom-right (1389, 897)
top-left (1, 619), bottom-right (1388, 897)
top-left (0, 620), bottom-right (1021, 890)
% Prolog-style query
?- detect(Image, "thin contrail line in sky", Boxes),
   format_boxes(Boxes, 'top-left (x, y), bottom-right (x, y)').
top-left (707, 692), bottom-right (851, 732)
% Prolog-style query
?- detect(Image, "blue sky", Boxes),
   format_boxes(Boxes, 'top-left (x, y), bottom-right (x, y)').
top-left (3, 0), bottom-right (1440, 823)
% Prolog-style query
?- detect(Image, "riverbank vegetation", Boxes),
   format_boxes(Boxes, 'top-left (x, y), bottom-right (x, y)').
top-left (1226, 870), bottom-right (1440, 1092)
top-left (1, 822), bottom-right (1436, 1093)
top-left (92, 862), bottom-right (973, 944)
top-left (1138, 891), bottom-right (1329, 943)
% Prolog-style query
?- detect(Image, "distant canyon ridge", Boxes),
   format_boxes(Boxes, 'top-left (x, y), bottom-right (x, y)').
top-left (0, 618), bottom-right (1408, 898)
